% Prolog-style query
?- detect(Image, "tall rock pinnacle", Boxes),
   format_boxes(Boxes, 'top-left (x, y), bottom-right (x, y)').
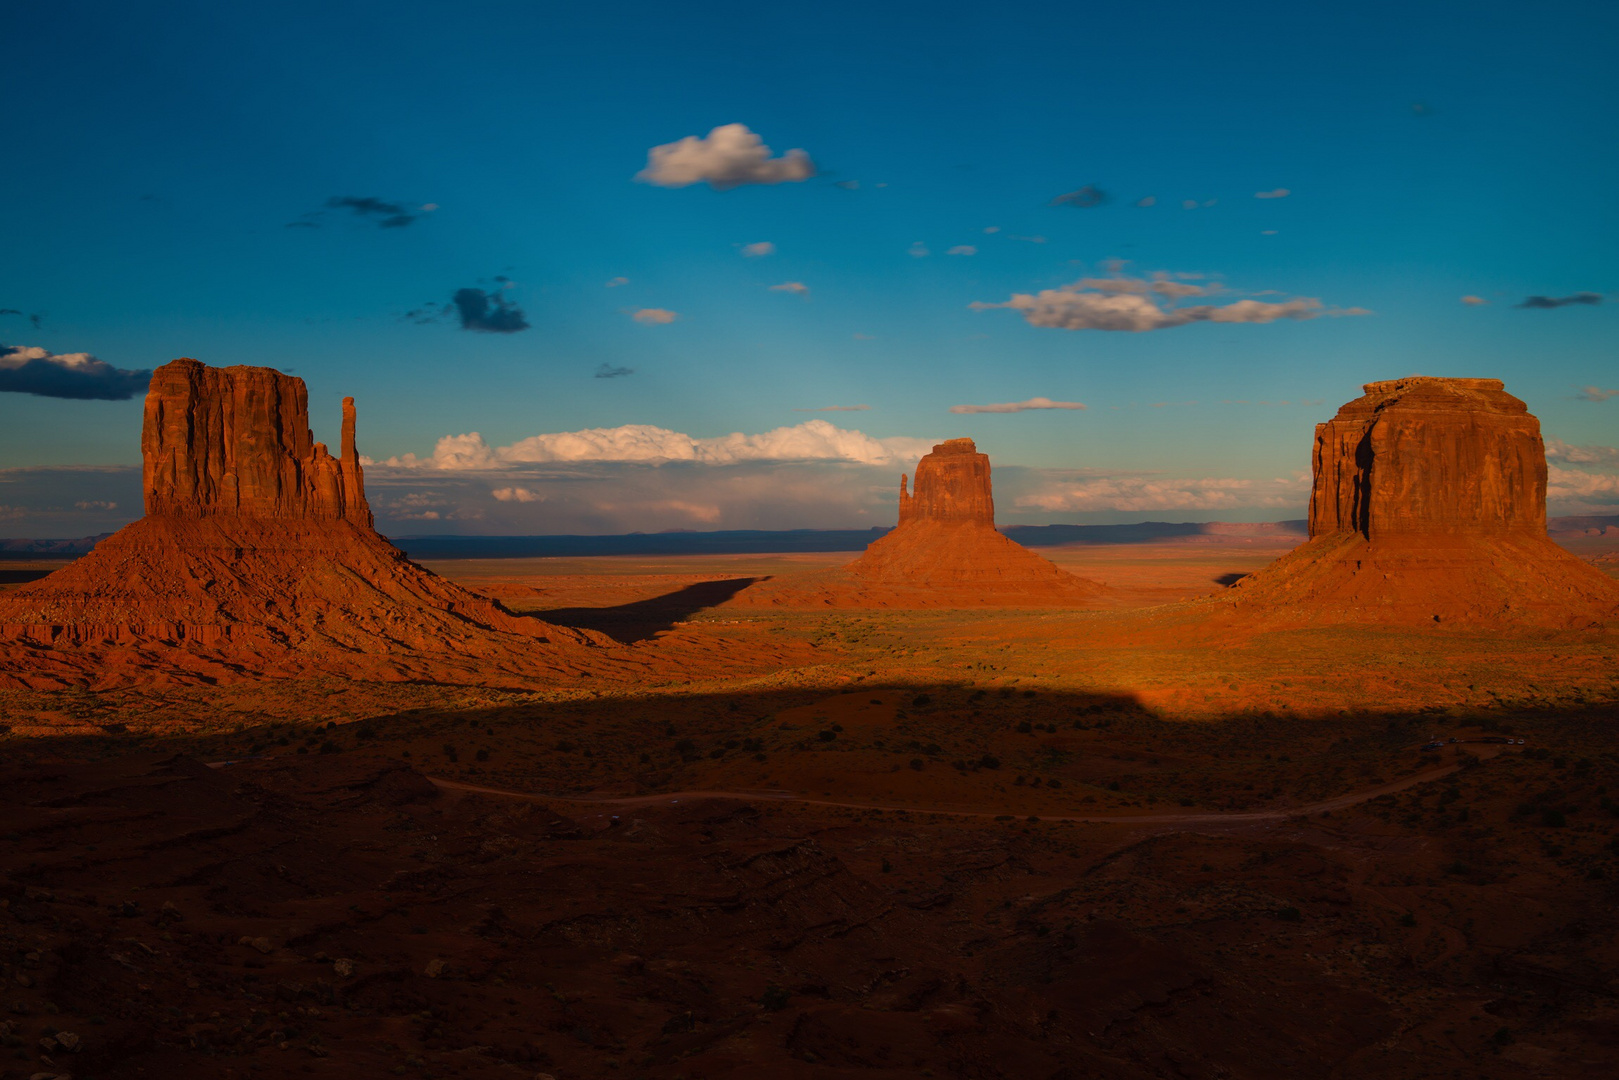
top-left (898, 438), bottom-right (996, 526)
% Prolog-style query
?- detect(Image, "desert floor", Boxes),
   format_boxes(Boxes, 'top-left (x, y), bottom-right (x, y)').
top-left (2, 537), bottom-right (1618, 1079)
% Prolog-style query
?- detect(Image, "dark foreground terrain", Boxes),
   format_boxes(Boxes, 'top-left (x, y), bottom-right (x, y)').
top-left (3, 697), bottom-right (1618, 1080)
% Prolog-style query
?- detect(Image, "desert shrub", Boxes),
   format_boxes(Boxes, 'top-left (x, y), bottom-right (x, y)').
top-left (318, 740), bottom-right (339, 755)
top-left (909, 758), bottom-right (924, 771)
top-left (1399, 912), bottom-right (1417, 927)
top-left (674, 738), bottom-right (695, 755)
top-left (1047, 778), bottom-right (1061, 789)
top-left (475, 748), bottom-right (489, 762)
top-left (1275, 907), bottom-right (1302, 922)
top-left (442, 744), bottom-right (458, 762)
top-left (760, 986), bottom-right (790, 1011)
top-left (1540, 808), bottom-right (1567, 828)
top-left (912, 694), bottom-right (932, 708)
top-left (818, 730), bottom-right (837, 742)
top-left (554, 740), bottom-right (575, 753)
top-left (978, 754), bottom-right (1000, 770)
top-left (1016, 721), bottom-right (1033, 734)
top-left (639, 752), bottom-right (651, 764)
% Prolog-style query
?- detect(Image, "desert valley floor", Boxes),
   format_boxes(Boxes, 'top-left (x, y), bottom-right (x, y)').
top-left (2, 533), bottom-right (1618, 1080)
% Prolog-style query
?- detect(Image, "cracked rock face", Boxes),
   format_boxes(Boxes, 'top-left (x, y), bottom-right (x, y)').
top-left (142, 358), bottom-right (371, 525)
top-left (1308, 377), bottom-right (1546, 540)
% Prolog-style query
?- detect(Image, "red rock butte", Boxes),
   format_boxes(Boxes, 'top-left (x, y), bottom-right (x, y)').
top-left (1226, 376), bottom-right (1619, 627)
top-left (0, 358), bottom-right (607, 689)
top-left (737, 438), bottom-right (1104, 608)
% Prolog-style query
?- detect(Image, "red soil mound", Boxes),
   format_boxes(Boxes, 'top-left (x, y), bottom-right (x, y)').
top-left (1222, 377), bottom-right (1619, 627)
top-left (735, 438), bottom-right (1104, 608)
top-left (0, 359), bottom-right (604, 688)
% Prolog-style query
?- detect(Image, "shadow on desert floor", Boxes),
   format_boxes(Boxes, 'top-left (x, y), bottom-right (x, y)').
top-left (527, 575), bottom-right (764, 643)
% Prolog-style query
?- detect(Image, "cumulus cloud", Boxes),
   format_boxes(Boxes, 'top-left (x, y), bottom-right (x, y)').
top-left (1518, 292), bottom-right (1602, 309)
top-left (379, 419), bottom-right (935, 470)
top-left (1051, 185), bottom-right (1108, 208)
top-left (1575, 386), bottom-right (1619, 402)
top-left (594, 364), bottom-right (634, 379)
top-left (605, 276), bottom-right (629, 287)
top-left (793, 404), bottom-right (870, 412)
top-left (741, 241), bottom-right (776, 257)
top-left (1460, 295), bottom-right (1489, 305)
top-left (1015, 472), bottom-right (1309, 513)
top-left (1254, 188), bottom-right (1291, 199)
top-left (491, 486), bottom-right (542, 503)
top-left (0, 345), bottom-right (153, 400)
top-left (451, 287), bottom-right (530, 333)
top-left (970, 274), bottom-right (1365, 332)
top-left (1547, 465), bottom-right (1619, 506)
top-left (947, 245), bottom-right (977, 256)
top-left (769, 281), bottom-right (810, 296)
top-left (636, 124), bottom-right (815, 189)
top-left (631, 308), bottom-right (679, 325)
top-left (949, 397), bottom-right (1086, 415)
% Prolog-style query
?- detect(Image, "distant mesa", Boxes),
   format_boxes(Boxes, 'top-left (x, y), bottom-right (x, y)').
top-left (0, 358), bottom-right (603, 689)
top-left (1224, 376), bottom-right (1619, 627)
top-left (735, 438), bottom-right (1105, 608)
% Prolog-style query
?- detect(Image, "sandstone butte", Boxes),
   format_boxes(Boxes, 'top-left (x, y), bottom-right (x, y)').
top-left (0, 358), bottom-right (614, 690)
top-left (735, 438), bottom-right (1105, 608)
top-left (1222, 376), bottom-right (1619, 628)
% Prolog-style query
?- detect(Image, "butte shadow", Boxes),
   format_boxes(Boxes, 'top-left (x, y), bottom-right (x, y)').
top-left (529, 575), bottom-right (764, 644)
top-left (1213, 376), bottom-right (1619, 629)
top-left (730, 438), bottom-right (1106, 609)
top-left (0, 358), bottom-right (614, 690)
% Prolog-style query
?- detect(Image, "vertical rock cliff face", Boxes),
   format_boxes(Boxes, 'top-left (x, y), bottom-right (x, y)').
top-left (1228, 376), bottom-right (1618, 627)
top-left (897, 437), bottom-right (996, 526)
top-left (142, 358), bottom-right (371, 525)
top-left (0, 358), bottom-right (603, 688)
top-left (1308, 377), bottom-right (1545, 540)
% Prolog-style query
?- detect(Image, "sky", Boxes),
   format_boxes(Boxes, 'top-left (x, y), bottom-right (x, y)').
top-left (2, 0), bottom-right (1616, 537)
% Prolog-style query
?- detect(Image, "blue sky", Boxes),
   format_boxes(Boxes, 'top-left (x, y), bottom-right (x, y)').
top-left (2, 0), bottom-right (1616, 535)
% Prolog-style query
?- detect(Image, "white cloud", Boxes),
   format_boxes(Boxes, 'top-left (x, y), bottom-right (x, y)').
top-left (983, 226), bottom-right (1001, 234)
top-left (1546, 439), bottom-right (1619, 466)
top-left (769, 281), bottom-right (810, 295)
top-left (741, 241), bottom-right (776, 258)
top-left (605, 276), bottom-right (629, 287)
top-left (636, 124), bottom-right (814, 189)
top-left (1548, 465), bottom-right (1619, 505)
top-left (908, 241), bottom-right (930, 258)
top-left (381, 419), bottom-right (936, 470)
top-left (1460, 295), bottom-right (1488, 305)
top-left (970, 273), bottom-right (1368, 332)
top-left (947, 245), bottom-right (977, 256)
top-left (949, 397), bottom-right (1087, 415)
top-left (491, 487), bottom-right (542, 503)
top-left (631, 308), bottom-right (679, 325)
top-left (1015, 472), bottom-right (1309, 512)
top-left (1254, 188), bottom-right (1291, 199)
top-left (1575, 385), bottom-right (1619, 402)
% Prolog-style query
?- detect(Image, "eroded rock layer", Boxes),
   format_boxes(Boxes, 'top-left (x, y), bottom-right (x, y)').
top-left (736, 438), bottom-right (1104, 608)
top-left (0, 359), bottom-right (608, 688)
top-left (1226, 376), bottom-right (1619, 627)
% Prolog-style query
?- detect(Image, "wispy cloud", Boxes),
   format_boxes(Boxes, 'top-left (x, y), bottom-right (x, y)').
top-left (594, 364), bottom-right (634, 379)
top-left (1460, 295), bottom-right (1489, 306)
top-left (908, 241), bottom-right (930, 258)
top-left (1546, 438), bottom-right (1619, 465)
top-left (378, 419), bottom-right (934, 470)
top-left (971, 273), bottom-right (1367, 332)
top-left (291, 195), bottom-right (436, 229)
top-left (636, 124), bottom-right (814, 189)
top-left (1135, 196), bottom-right (1156, 207)
top-left (947, 245), bottom-right (977, 256)
top-left (0, 309), bottom-right (43, 329)
top-left (1015, 471), bottom-right (1309, 512)
top-left (605, 276), bottom-right (629, 287)
top-left (451, 287), bottom-right (529, 333)
top-left (1254, 188), bottom-right (1290, 199)
top-left (0, 345), bottom-right (152, 400)
top-left (793, 404), bottom-right (870, 413)
top-left (769, 281), bottom-right (810, 296)
top-left (741, 241), bottom-right (775, 257)
top-left (1575, 386), bottom-right (1619, 402)
top-left (1050, 184), bottom-right (1108, 208)
top-left (949, 396), bottom-right (1086, 414)
top-left (1518, 292), bottom-right (1602, 309)
top-left (631, 308), bottom-right (679, 325)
